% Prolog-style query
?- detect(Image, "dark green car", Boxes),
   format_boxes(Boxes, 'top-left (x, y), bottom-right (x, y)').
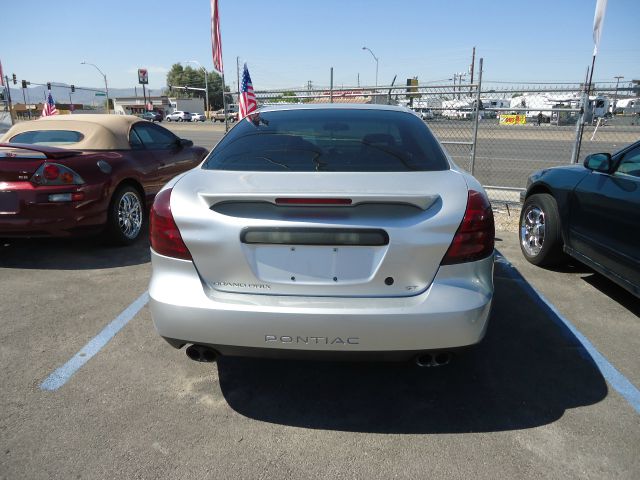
top-left (520, 140), bottom-right (640, 297)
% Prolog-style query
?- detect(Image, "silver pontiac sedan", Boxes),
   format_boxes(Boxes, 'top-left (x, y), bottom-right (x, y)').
top-left (149, 104), bottom-right (494, 367)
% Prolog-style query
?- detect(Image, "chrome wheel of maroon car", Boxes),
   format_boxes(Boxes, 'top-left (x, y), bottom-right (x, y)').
top-left (117, 191), bottom-right (143, 240)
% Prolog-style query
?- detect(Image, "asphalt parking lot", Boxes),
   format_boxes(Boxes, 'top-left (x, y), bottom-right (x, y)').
top-left (1, 222), bottom-right (639, 478)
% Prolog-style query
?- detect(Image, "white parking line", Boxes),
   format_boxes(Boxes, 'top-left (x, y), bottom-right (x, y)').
top-left (40, 291), bottom-right (149, 391)
top-left (495, 252), bottom-right (640, 414)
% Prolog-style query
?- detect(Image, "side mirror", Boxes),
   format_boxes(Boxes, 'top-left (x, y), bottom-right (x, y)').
top-left (179, 138), bottom-right (194, 148)
top-left (584, 153), bottom-right (612, 173)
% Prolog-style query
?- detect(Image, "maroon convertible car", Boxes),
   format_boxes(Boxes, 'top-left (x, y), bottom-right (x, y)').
top-left (0, 115), bottom-right (207, 244)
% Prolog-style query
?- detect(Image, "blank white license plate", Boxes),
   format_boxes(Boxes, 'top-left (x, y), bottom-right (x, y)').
top-left (249, 245), bottom-right (379, 283)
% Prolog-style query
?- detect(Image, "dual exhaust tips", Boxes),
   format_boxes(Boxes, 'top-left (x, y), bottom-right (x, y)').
top-left (414, 352), bottom-right (452, 367)
top-left (186, 344), bottom-right (218, 363)
top-left (185, 344), bottom-right (452, 367)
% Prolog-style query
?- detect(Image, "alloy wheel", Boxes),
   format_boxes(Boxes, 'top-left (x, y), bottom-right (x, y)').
top-left (117, 192), bottom-right (142, 240)
top-left (521, 205), bottom-right (545, 256)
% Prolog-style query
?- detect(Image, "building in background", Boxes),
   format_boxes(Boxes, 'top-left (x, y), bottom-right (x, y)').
top-left (113, 96), bottom-right (171, 116)
top-left (113, 96), bottom-right (205, 117)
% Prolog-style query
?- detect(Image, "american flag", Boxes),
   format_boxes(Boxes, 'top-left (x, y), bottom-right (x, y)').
top-left (41, 92), bottom-right (58, 117)
top-left (238, 63), bottom-right (257, 119)
top-left (210, 0), bottom-right (223, 73)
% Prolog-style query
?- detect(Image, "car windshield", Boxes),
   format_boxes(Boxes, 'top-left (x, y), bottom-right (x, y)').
top-left (202, 108), bottom-right (449, 172)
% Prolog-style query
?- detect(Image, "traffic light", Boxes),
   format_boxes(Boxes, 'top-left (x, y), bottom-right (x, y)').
top-left (12, 73), bottom-right (17, 85)
top-left (47, 82), bottom-right (51, 90)
top-left (21, 80), bottom-right (27, 89)
top-left (70, 85), bottom-right (75, 93)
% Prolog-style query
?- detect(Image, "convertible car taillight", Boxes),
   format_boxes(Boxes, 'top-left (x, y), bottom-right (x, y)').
top-left (441, 190), bottom-right (494, 265)
top-left (150, 188), bottom-right (192, 260)
top-left (30, 162), bottom-right (85, 185)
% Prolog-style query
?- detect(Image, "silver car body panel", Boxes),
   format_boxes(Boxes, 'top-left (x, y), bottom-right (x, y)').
top-left (149, 250), bottom-right (493, 351)
top-left (171, 170), bottom-right (469, 297)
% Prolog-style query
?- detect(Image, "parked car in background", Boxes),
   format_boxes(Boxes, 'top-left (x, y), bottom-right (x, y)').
top-left (519, 140), bottom-right (640, 297)
top-left (166, 111), bottom-right (192, 122)
top-left (0, 115), bottom-right (207, 244)
top-left (140, 111), bottom-right (163, 122)
top-left (211, 109), bottom-right (237, 122)
top-left (191, 113), bottom-right (206, 122)
top-left (149, 104), bottom-right (495, 367)
top-left (415, 108), bottom-right (434, 120)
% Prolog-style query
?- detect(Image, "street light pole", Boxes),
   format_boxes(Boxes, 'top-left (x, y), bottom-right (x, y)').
top-left (362, 46), bottom-right (379, 88)
top-left (185, 60), bottom-right (209, 119)
top-left (81, 61), bottom-right (110, 114)
top-left (613, 75), bottom-right (624, 112)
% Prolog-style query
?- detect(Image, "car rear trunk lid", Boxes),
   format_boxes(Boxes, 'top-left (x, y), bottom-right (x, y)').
top-left (171, 170), bottom-right (469, 298)
top-left (0, 143), bottom-right (82, 182)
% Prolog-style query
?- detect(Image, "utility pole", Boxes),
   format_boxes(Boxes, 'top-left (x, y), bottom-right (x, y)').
top-left (469, 46), bottom-right (476, 97)
top-left (450, 74), bottom-right (457, 100)
top-left (456, 72), bottom-right (467, 99)
top-left (236, 57), bottom-right (241, 108)
top-left (3, 75), bottom-right (15, 125)
top-left (613, 75), bottom-right (624, 112)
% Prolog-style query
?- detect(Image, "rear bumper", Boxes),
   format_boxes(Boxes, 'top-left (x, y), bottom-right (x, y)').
top-left (149, 250), bottom-right (494, 355)
top-left (0, 182), bottom-right (107, 237)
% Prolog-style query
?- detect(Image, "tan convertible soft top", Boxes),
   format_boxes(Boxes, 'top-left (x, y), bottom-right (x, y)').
top-left (0, 114), bottom-right (144, 150)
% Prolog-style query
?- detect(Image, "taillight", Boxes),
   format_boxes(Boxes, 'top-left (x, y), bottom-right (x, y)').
top-left (31, 162), bottom-right (85, 186)
top-left (441, 190), bottom-right (494, 265)
top-left (150, 188), bottom-right (192, 260)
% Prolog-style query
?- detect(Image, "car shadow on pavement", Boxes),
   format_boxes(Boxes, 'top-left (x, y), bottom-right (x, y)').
top-left (217, 261), bottom-right (608, 433)
top-left (0, 232), bottom-right (150, 270)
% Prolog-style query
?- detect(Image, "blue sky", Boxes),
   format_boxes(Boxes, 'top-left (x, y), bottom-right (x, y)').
top-left (2, 0), bottom-right (639, 91)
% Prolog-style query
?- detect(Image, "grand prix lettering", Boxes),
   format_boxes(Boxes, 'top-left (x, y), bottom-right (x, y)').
top-left (265, 335), bottom-right (360, 345)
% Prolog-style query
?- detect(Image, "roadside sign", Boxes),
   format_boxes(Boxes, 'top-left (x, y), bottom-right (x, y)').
top-left (95, 92), bottom-right (106, 97)
top-left (138, 68), bottom-right (148, 85)
top-left (499, 114), bottom-right (527, 125)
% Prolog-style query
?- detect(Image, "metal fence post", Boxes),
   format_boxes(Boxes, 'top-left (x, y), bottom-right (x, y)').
top-left (469, 58), bottom-right (483, 176)
top-left (330, 68), bottom-right (334, 103)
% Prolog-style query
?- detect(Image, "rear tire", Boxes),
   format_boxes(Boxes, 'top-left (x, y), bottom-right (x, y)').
top-left (105, 186), bottom-right (144, 246)
top-left (519, 193), bottom-right (565, 266)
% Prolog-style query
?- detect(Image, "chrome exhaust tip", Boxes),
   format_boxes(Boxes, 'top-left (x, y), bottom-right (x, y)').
top-left (415, 352), bottom-right (452, 367)
top-left (186, 344), bottom-right (218, 363)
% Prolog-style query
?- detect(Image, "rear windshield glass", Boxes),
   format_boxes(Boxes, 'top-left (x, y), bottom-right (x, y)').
top-left (202, 109), bottom-right (449, 172)
top-left (10, 130), bottom-right (84, 146)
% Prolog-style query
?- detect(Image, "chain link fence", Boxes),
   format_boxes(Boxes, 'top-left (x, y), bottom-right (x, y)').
top-left (248, 79), bottom-right (639, 204)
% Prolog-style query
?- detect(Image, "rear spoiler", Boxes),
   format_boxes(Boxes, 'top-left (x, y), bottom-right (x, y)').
top-left (0, 143), bottom-right (82, 160)
top-left (204, 193), bottom-right (441, 211)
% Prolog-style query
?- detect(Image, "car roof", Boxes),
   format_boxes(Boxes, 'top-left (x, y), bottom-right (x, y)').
top-left (258, 103), bottom-right (415, 114)
top-left (0, 114), bottom-right (144, 150)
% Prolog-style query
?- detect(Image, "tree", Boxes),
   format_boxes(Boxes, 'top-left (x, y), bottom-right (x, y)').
top-left (165, 63), bottom-right (231, 110)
